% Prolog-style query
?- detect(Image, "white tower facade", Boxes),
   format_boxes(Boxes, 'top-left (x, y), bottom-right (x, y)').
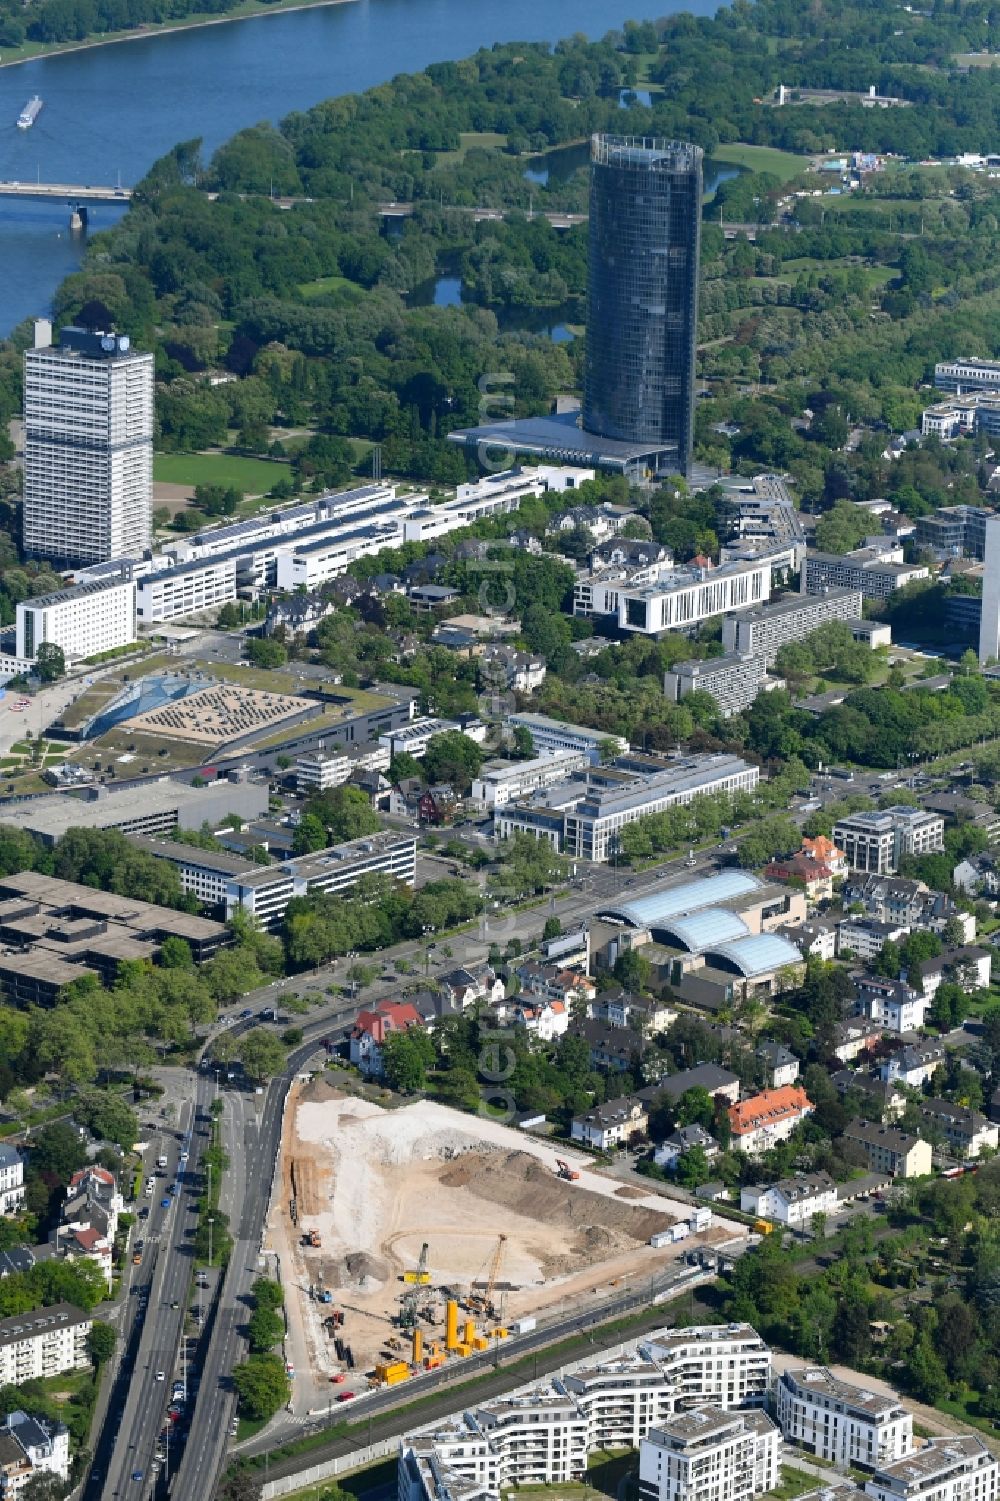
top-left (23, 322), bottom-right (154, 565)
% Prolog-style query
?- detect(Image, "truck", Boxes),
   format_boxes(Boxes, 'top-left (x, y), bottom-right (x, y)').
top-left (157, 1155), bottom-right (169, 1170)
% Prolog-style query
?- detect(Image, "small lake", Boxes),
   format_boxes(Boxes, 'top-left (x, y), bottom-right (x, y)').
top-left (525, 144), bottom-right (742, 195)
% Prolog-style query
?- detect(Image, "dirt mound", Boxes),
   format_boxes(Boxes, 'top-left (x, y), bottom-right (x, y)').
top-left (439, 1151), bottom-right (671, 1242)
top-left (328, 1250), bottom-right (390, 1289)
top-left (614, 1185), bottom-right (649, 1201)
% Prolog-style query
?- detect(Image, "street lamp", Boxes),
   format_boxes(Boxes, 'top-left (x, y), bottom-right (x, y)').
top-left (208, 1214), bottom-right (215, 1268)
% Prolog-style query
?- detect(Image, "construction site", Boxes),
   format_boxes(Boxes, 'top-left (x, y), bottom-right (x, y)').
top-left (268, 1079), bottom-right (738, 1412)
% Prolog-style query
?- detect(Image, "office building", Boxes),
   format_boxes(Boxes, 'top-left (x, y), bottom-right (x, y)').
top-left (295, 742), bottom-right (390, 795)
top-left (663, 654), bottom-right (766, 717)
top-left (776, 1367), bottom-right (913, 1471)
top-left (506, 714), bottom-right (628, 761)
top-left (639, 1408), bottom-right (780, 1501)
top-left (14, 577), bottom-right (136, 664)
top-left (584, 135), bottom-right (702, 475)
top-left (721, 588), bottom-right (863, 665)
top-left (0, 774), bottom-right (269, 846)
top-left (865, 1435), bottom-right (999, 1501)
top-left (832, 807), bottom-right (945, 875)
top-left (801, 552), bottom-right (928, 601)
top-left (23, 322), bottom-right (153, 565)
top-left (934, 358), bottom-right (1000, 395)
top-left (841, 1120), bottom-right (932, 1179)
top-left (980, 514), bottom-right (1000, 664)
top-left (576, 557), bottom-right (771, 638)
top-left (219, 832), bottom-right (417, 929)
top-left (496, 754), bottom-right (759, 863)
top-left (0, 1305), bottom-right (91, 1387)
top-left (921, 393), bottom-right (1000, 442)
top-left (471, 750), bottom-right (592, 809)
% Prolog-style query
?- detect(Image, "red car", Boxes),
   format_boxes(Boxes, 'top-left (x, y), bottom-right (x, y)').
top-left (336, 1391), bottom-right (355, 1402)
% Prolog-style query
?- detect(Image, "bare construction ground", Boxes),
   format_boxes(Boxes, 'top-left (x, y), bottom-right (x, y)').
top-left (267, 1080), bottom-right (729, 1409)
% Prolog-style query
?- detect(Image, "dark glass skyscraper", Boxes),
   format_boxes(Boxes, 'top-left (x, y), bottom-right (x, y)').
top-left (583, 135), bottom-right (703, 476)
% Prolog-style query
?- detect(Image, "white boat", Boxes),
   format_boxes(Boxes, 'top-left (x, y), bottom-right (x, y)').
top-left (17, 96), bottom-right (43, 130)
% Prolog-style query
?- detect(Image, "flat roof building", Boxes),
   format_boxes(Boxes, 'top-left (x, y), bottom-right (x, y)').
top-left (721, 588), bottom-right (863, 665)
top-left (0, 774), bottom-right (269, 846)
top-left (777, 1366), bottom-right (912, 1471)
top-left (832, 807), bottom-right (945, 875)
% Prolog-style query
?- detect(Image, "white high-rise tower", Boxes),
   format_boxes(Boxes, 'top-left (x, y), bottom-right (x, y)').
top-left (980, 514), bottom-right (1000, 665)
top-left (22, 320), bottom-right (154, 565)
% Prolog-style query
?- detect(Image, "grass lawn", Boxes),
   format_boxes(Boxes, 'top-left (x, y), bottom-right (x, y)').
top-left (434, 130), bottom-right (509, 167)
top-left (296, 274), bottom-right (363, 302)
top-left (781, 256), bottom-right (896, 288)
top-left (712, 143), bottom-right (811, 181)
top-left (282, 1458), bottom-right (397, 1501)
top-left (153, 452), bottom-right (289, 495)
top-left (768, 1466), bottom-right (831, 1500)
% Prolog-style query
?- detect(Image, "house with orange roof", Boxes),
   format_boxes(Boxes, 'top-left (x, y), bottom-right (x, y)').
top-left (728, 1086), bottom-right (813, 1155)
top-left (802, 835), bottom-right (848, 877)
top-left (349, 999), bottom-right (424, 1077)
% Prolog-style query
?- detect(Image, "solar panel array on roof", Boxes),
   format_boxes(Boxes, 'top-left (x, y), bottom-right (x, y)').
top-left (657, 907), bottom-right (750, 953)
top-left (596, 870), bottom-right (762, 930)
top-left (706, 932), bottom-right (803, 977)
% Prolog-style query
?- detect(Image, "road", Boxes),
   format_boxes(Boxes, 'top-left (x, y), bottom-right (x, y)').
top-left (89, 1090), bottom-right (209, 1501)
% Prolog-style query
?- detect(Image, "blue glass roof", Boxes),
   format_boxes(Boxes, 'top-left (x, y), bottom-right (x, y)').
top-left (706, 932), bottom-right (803, 977)
top-left (658, 908), bottom-right (750, 953)
top-left (597, 870), bottom-right (762, 930)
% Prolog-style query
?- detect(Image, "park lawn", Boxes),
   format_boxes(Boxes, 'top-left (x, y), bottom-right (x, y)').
top-left (296, 274), bottom-right (364, 301)
top-left (153, 452), bottom-right (288, 494)
top-left (712, 143), bottom-right (811, 181)
top-left (781, 256), bottom-right (897, 288)
top-left (434, 130), bottom-right (509, 167)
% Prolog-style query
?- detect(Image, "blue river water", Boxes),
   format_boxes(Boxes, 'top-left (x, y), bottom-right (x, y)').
top-left (0, 0), bottom-right (722, 333)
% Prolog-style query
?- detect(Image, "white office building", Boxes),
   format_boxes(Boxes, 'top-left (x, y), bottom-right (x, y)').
top-left (832, 807), bottom-right (945, 875)
top-left (578, 558), bottom-right (771, 638)
top-left (865, 1436), bottom-right (999, 1501)
top-left (380, 717), bottom-right (463, 760)
top-left (0, 1147), bottom-right (25, 1218)
top-left (0, 1305), bottom-right (91, 1387)
top-left (663, 653), bottom-right (767, 717)
top-left (777, 1367), bottom-right (913, 1471)
top-left (23, 322), bottom-right (153, 565)
top-left (15, 577), bottom-right (136, 664)
top-left (222, 832), bottom-right (417, 928)
top-left (935, 359), bottom-right (1000, 395)
top-left (639, 1407), bottom-right (781, 1501)
top-left (471, 750), bottom-right (592, 809)
top-left (506, 713), bottom-right (628, 760)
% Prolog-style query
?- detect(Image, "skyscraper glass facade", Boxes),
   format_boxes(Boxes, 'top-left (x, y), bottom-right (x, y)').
top-left (583, 135), bottom-right (703, 475)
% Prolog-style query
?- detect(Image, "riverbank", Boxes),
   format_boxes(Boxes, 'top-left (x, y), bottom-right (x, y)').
top-left (0, 0), bottom-right (357, 69)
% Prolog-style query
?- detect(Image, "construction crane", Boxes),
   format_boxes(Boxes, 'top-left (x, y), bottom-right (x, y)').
top-left (403, 1243), bottom-right (431, 1285)
top-left (470, 1234), bottom-right (507, 1319)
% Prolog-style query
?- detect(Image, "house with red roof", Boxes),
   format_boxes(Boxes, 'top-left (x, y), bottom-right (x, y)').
top-left (349, 1000), bottom-right (425, 1077)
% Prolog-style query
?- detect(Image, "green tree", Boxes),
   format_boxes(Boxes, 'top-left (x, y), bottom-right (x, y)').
top-left (237, 1030), bottom-right (287, 1083)
top-left (34, 642), bottom-right (64, 682)
top-left (87, 1321), bottom-right (117, 1366)
top-left (381, 1029), bottom-right (434, 1093)
top-left (422, 732), bottom-right (484, 793)
top-left (232, 1353), bottom-right (290, 1420)
top-left (675, 1086), bottom-right (714, 1129)
top-left (245, 639), bottom-right (287, 669)
top-left (292, 813), bottom-right (327, 855)
top-left (247, 1305), bottom-right (285, 1353)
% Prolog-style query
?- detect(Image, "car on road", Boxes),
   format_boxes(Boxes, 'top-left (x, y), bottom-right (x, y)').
top-left (179, 1150), bottom-right (188, 1163)
top-left (132, 1471), bottom-right (144, 1482)
top-left (240, 1008), bottom-right (253, 1018)
top-left (155, 1371), bottom-right (165, 1381)
top-left (336, 1391), bottom-right (355, 1401)
top-left (161, 1197), bottom-right (171, 1209)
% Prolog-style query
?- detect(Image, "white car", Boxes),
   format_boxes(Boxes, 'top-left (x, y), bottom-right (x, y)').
top-left (154, 1371), bottom-right (165, 1382)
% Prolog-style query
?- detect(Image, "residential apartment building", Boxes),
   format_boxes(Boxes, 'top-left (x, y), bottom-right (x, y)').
top-left (727, 1087), bottom-right (813, 1155)
top-left (571, 1096), bottom-right (648, 1151)
top-left (842, 1120), bottom-right (932, 1178)
top-left (918, 1100), bottom-right (999, 1159)
top-left (837, 918), bottom-right (910, 963)
top-left (471, 750), bottom-right (591, 809)
top-left (22, 321), bottom-right (153, 565)
top-left (865, 1437), bottom-right (999, 1501)
top-left (14, 577), bottom-right (136, 665)
top-left (739, 1173), bottom-right (837, 1227)
top-left (0, 1305), bottom-right (91, 1387)
top-left (832, 808), bottom-right (945, 876)
top-left (854, 977), bottom-right (931, 1034)
top-left (776, 1367), bottom-right (913, 1471)
top-left (0, 1410), bottom-right (70, 1496)
top-left (399, 1324), bottom-right (774, 1501)
top-left (220, 832), bottom-right (417, 929)
top-left (801, 551), bottom-right (928, 601)
top-left (638, 1407), bottom-right (781, 1501)
top-left (663, 653), bottom-right (766, 717)
top-left (720, 588), bottom-right (863, 665)
top-left (0, 1149), bottom-right (24, 1218)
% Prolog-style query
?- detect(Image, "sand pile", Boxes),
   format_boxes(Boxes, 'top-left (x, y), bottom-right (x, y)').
top-left (439, 1150), bottom-right (672, 1243)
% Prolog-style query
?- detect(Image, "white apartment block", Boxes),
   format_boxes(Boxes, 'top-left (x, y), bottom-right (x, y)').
top-left (0, 1147), bottom-right (24, 1218)
top-left (832, 808), bottom-right (945, 876)
top-left (380, 717), bottom-right (462, 760)
top-left (399, 1325), bottom-right (774, 1501)
top-left (15, 577), bottom-right (136, 664)
top-left (721, 588), bottom-right (864, 666)
top-left (663, 653), bottom-right (766, 717)
top-left (506, 713), bottom-right (628, 761)
top-left (296, 749), bottom-right (352, 793)
top-left (777, 1367), bottom-right (912, 1471)
top-left (0, 1305), bottom-right (91, 1387)
top-left (740, 1172), bottom-right (837, 1228)
top-left (223, 832), bottom-right (417, 928)
top-left (935, 359), bottom-right (1000, 395)
top-left (471, 750), bottom-right (592, 809)
top-left (23, 322), bottom-right (153, 565)
top-left (639, 1407), bottom-right (781, 1501)
top-left (865, 1436), bottom-right (999, 1501)
top-left (0, 1410), bottom-right (70, 1496)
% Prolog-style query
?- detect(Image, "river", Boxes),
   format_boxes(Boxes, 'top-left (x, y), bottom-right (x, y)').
top-left (0, 0), bottom-right (722, 334)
